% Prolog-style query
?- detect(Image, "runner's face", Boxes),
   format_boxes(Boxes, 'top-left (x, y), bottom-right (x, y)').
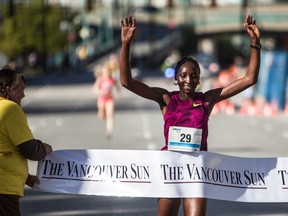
top-left (177, 62), bottom-right (200, 94)
top-left (7, 78), bottom-right (25, 105)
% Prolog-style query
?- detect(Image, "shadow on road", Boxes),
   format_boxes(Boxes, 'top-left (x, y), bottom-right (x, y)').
top-left (26, 70), bottom-right (95, 87)
top-left (21, 188), bottom-right (288, 216)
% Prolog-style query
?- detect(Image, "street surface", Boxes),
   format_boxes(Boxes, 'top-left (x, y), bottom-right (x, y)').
top-left (20, 71), bottom-right (288, 216)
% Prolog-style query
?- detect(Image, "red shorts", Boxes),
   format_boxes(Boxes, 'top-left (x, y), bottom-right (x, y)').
top-left (98, 96), bottom-right (113, 104)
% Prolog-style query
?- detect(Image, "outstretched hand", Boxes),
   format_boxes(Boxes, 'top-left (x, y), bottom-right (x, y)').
top-left (26, 174), bottom-right (40, 187)
top-left (121, 15), bottom-right (136, 44)
top-left (244, 14), bottom-right (260, 43)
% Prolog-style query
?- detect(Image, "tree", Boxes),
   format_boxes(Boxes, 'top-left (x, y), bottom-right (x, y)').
top-left (0, 1), bottom-right (68, 59)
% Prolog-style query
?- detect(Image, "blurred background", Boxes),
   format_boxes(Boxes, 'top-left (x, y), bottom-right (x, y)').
top-left (0, 0), bottom-right (288, 115)
top-left (2, 1), bottom-right (288, 215)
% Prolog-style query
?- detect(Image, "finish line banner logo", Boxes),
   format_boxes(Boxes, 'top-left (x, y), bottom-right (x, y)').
top-left (35, 149), bottom-right (288, 202)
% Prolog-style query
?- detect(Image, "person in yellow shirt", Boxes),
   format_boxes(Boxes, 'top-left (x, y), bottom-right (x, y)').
top-left (0, 67), bottom-right (53, 216)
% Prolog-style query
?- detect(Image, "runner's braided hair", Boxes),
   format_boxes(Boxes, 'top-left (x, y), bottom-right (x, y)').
top-left (0, 66), bottom-right (25, 99)
top-left (174, 57), bottom-right (201, 80)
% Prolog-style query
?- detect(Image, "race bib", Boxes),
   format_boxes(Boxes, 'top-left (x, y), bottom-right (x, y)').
top-left (168, 126), bottom-right (202, 152)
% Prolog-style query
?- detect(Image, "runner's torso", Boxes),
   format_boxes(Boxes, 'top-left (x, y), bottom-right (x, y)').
top-left (162, 91), bottom-right (209, 151)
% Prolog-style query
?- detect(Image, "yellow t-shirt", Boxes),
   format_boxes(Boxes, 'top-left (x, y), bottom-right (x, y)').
top-left (0, 97), bottom-right (34, 196)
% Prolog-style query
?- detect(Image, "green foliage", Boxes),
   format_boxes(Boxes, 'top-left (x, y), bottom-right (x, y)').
top-left (0, 1), bottom-right (68, 58)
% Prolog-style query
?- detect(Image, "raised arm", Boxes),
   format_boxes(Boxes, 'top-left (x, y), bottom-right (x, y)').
top-left (120, 16), bottom-right (169, 107)
top-left (205, 14), bottom-right (261, 107)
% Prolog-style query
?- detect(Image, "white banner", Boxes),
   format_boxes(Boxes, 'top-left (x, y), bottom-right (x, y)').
top-left (34, 149), bottom-right (288, 202)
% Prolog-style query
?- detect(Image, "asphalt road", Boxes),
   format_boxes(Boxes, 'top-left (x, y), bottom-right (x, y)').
top-left (20, 72), bottom-right (288, 216)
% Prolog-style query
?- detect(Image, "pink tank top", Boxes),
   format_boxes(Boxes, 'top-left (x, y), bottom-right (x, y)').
top-left (99, 77), bottom-right (116, 98)
top-left (162, 91), bottom-right (209, 151)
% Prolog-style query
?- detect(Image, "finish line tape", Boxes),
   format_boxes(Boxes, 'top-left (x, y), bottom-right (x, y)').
top-left (34, 149), bottom-right (288, 202)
